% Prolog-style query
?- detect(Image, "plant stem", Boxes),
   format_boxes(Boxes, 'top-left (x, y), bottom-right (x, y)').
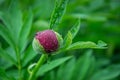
top-left (28, 54), bottom-right (47, 80)
top-left (18, 53), bottom-right (22, 80)
top-left (15, 47), bottom-right (22, 80)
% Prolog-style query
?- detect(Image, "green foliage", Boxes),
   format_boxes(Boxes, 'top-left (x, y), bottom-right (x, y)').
top-left (0, 24), bottom-right (16, 51)
top-left (43, 50), bottom-right (120, 80)
top-left (0, 68), bottom-right (12, 80)
top-left (71, 50), bottom-right (93, 80)
top-left (0, 47), bottom-right (17, 66)
top-left (37, 56), bottom-right (72, 76)
top-left (50, 0), bottom-right (69, 29)
top-left (18, 10), bottom-right (33, 52)
top-left (63, 31), bottom-right (72, 48)
top-left (0, 1), bottom-right (34, 80)
top-left (22, 45), bottom-right (36, 67)
top-left (69, 19), bottom-right (80, 39)
top-left (67, 41), bottom-right (107, 50)
top-left (63, 19), bottom-right (80, 48)
top-left (91, 65), bottom-right (120, 80)
top-left (0, 0), bottom-right (120, 80)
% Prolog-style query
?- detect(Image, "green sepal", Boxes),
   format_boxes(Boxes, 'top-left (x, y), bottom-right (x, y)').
top-left (32, 38), bottom-right (45, 54)
top-left (55, 32), bottom-right (63, 49)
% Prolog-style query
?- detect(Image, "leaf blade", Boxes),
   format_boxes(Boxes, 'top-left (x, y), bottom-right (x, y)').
top-left (0, 47), bottom-right (17, 66)
top-left (19, 10), bottom-right (33, 52)
top-left (0, 24), bottom-right (16, 50)
top-left (63, 31), bottom-right (72, 48)
top-left (49, 0), bottom-right (69, 29)
top-left (90, 65), bottom-right (120, 80)
top-left (22, 45), bottom-right (37, 67)
top-left (36, 56), bottom-right (72, 77)
top-left (67, 41), bottom-right (107, 50)
top-left (70, 19), bottom-right (80, 39)
top-left (71, 50), bottom-right (93, 80)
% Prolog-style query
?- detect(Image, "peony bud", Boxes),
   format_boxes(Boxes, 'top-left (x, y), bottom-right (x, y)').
top-left (32, 30), bottom-right (63, 54)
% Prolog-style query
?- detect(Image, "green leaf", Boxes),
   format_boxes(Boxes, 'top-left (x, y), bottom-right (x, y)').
top-left (6, 69), bottom-right (19, 80)
top-left (0, 11), bottom-right (11, 32)
top-left (63, 31), bottom-right (72, 48)
top-left (70, 19), bottom-right (80, 39)
top-left (90, 65), bottom-right (120, 80)
top-left (36, 56), bottom-right (72, 77)
top-left (18, 10), bottom-right (33, 52)
top-left (0, 1), bottom-right (22, 42)
top-left (59, 58), bottom-right (76, 80)
top-left (0, 68), bottom-right (13, 80)
top-left (62, 19), bottom-right (80, 49)
top-left (0, 68), bottom-right (9, 80)
top-left (0, 1), bottom-right (23, 53)
top-left (0, 24), bottom-right (16, 50)
top-left (77, 50), bottom-right (93, 80)
top-left (85, 55), bottom-right (96, 79)
top-left (0, 58), bottom-right (13, 70)
top-left (97, 40), bottom-right (107, 47)
top-left (5, 47), bottom-right (17, 63)
top-left (49, 0), bottom-right (69, 29)
top-left (22, 45), bottom-right (37, 67)
top-left (0, 47), bottom-right (17, 66)
top-left (43, 71), bottom-right (55, 80)
top-left (7, 1), bottom-right (22, 41)
top-left (71, 50), bottom-right (93, 80)
top-left (67, 41), bottom-right (107, 50)
top-left (56, 64), bottom-right (64, 80)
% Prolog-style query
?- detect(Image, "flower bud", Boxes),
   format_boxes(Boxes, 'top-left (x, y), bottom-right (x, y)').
top-left (32, 30), bottom-right (63, 54)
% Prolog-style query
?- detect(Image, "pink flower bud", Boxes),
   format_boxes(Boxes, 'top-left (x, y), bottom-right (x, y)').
top-left (32, 30), bottom-right (63, 54)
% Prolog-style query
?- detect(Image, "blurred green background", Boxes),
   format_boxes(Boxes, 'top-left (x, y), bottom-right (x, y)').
top-left (0, 0), bottom-right (120, 80)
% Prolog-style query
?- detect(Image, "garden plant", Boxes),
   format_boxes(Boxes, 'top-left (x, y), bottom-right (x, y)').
top-left (0, 0), bottom-right (120, 80)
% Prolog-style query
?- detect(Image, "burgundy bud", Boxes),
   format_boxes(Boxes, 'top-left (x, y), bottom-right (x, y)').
top-left (32, 30), bottom-right (63, 54)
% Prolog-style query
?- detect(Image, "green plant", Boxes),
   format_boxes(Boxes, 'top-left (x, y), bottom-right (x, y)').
top-left (28, 0), bottom-right (107, 80)
top-left (42, 50), bottom-right (120, 80)
top-left (0, 0), bottom-right (109, 80)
